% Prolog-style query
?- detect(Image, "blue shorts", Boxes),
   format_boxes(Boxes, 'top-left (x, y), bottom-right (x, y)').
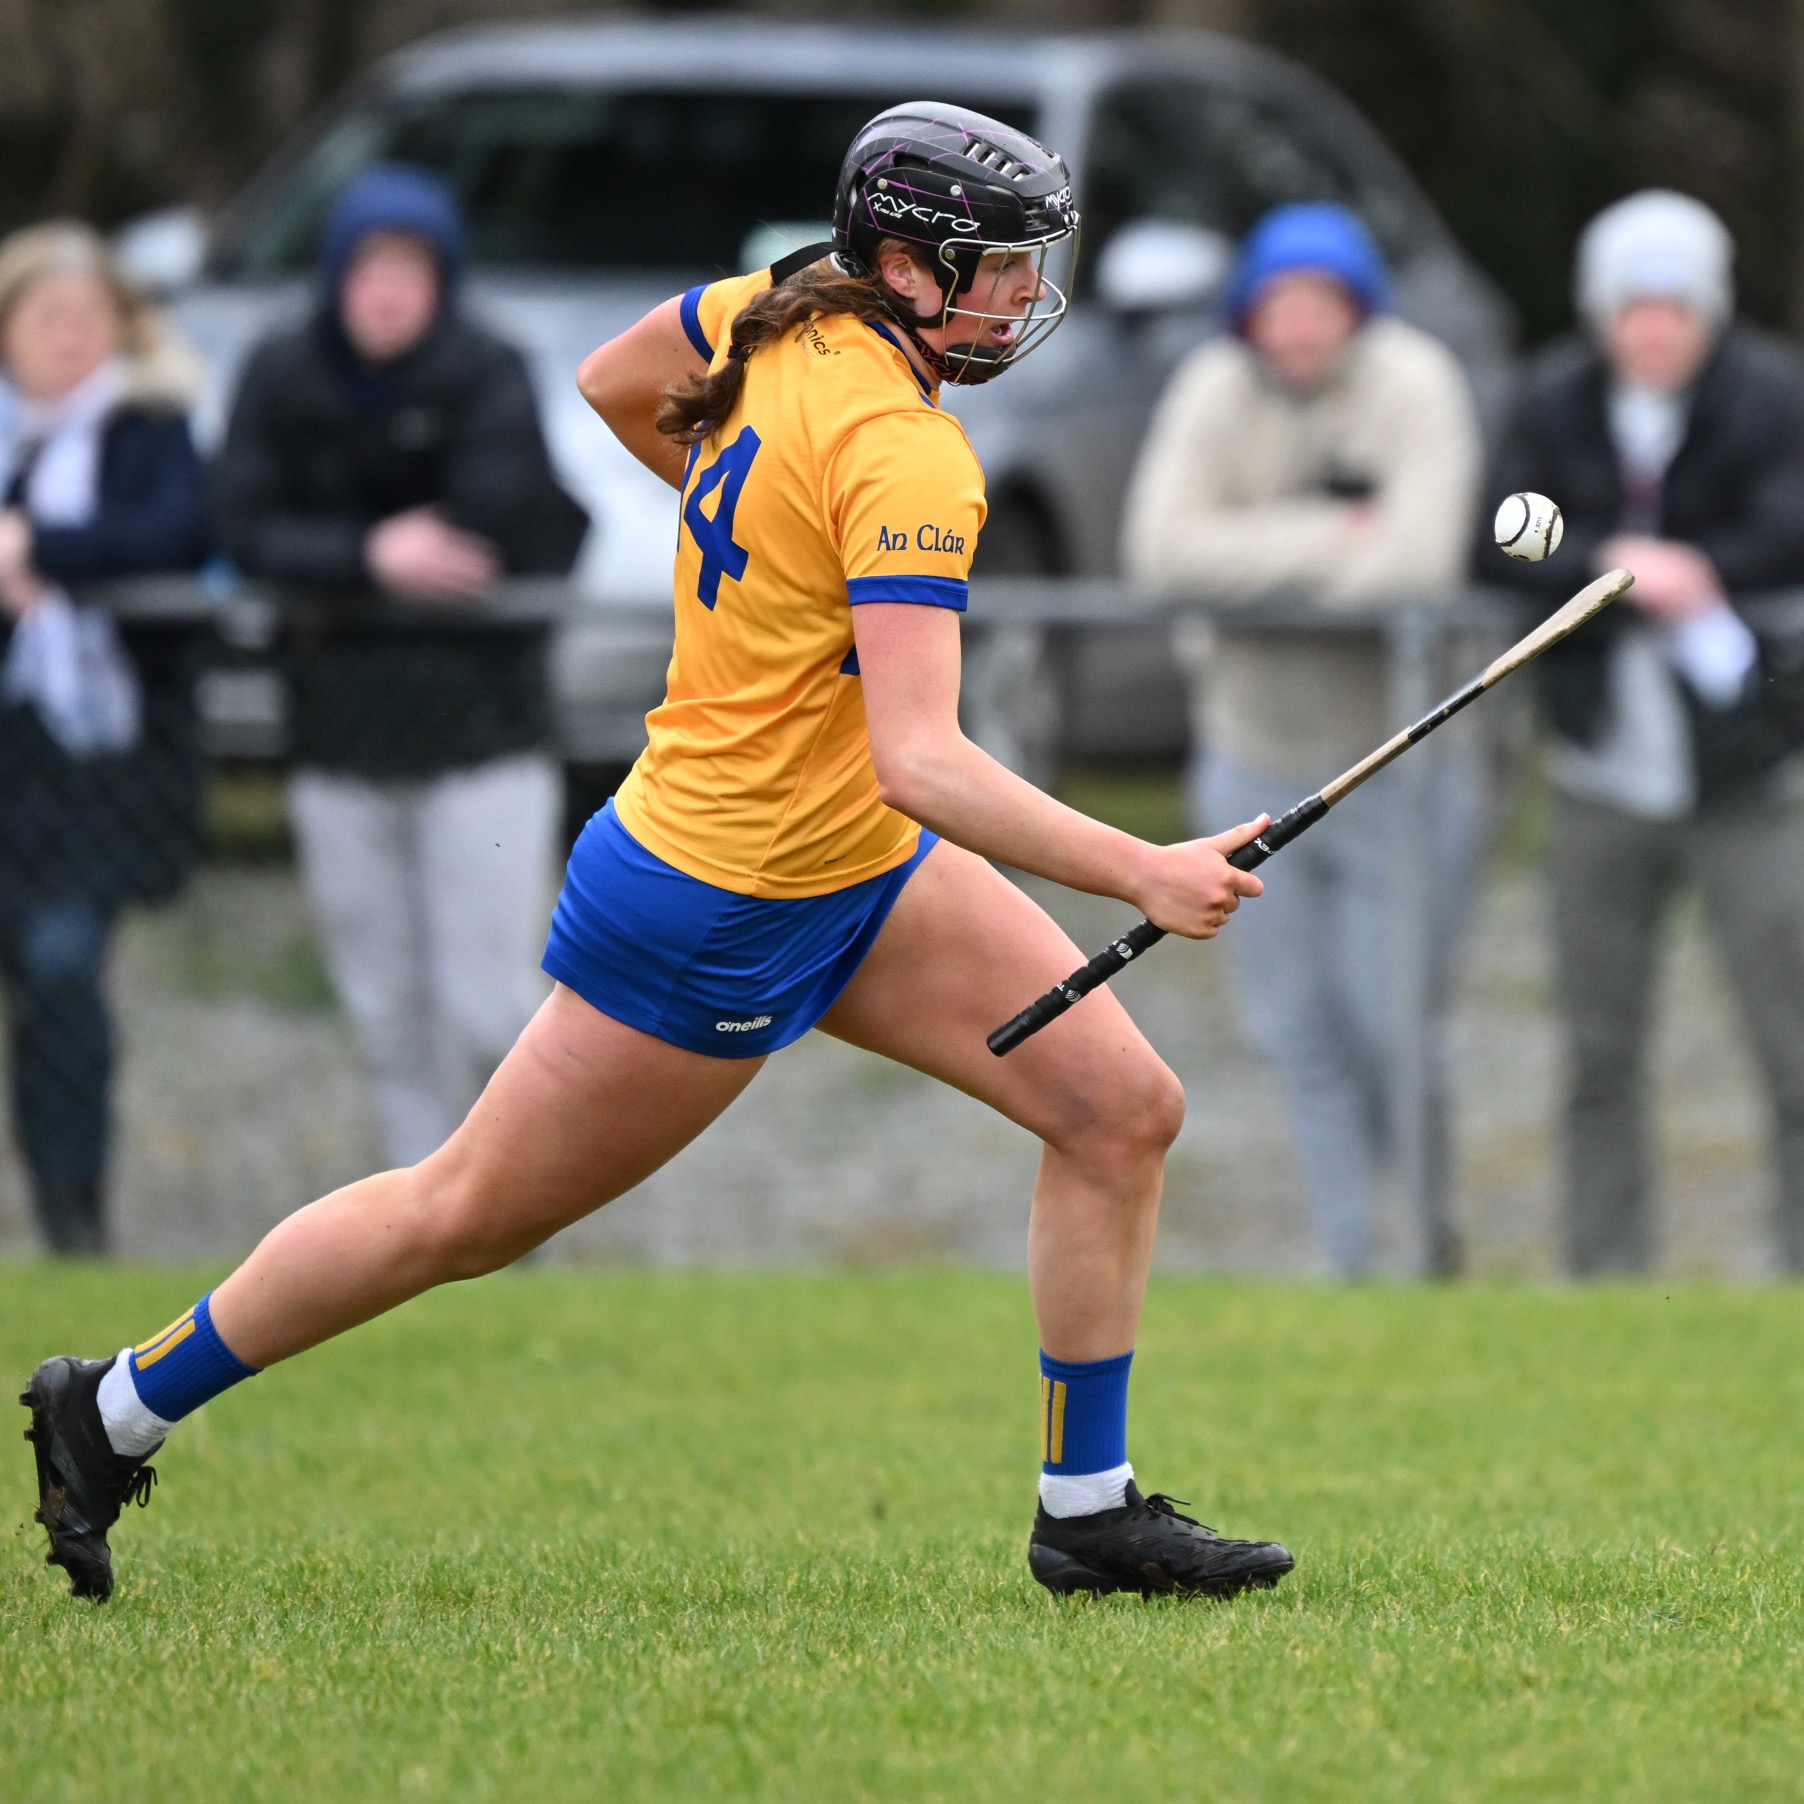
top-left (542, 801), bottom-right (938, 1057)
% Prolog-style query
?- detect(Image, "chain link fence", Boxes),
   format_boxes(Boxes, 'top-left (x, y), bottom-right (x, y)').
top-left (3, 577), bottom-right (1801, 1269)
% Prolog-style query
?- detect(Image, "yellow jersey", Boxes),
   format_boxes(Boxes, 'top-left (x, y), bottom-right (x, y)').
top-left (610, 270), bottom-right (987, 898)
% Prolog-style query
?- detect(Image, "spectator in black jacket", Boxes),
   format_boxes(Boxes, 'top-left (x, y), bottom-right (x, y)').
top-left (213, 165), bottom-right (588, 1169)
top-left (0, 221), bottom-right (208, 1253)
top-left (1492, 190), bottom-right (1804, 1274)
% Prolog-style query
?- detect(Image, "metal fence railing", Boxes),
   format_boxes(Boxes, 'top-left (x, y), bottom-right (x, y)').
top-left (87, 570), bottom-right (1804, 771)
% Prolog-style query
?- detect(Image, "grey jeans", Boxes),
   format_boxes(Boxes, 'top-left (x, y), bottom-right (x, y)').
top-left (289, 754), bottom-right (558, 1168)
top-left (1198, 750), bottom-right (1481, 1274)
top-left (1549, 787), bottom-right (1804, 1275)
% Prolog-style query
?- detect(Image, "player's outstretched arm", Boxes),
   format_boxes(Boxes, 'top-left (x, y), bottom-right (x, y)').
top-left (576, 296), bottom-right (703, 489)
top-left (853, 601), bottom-right (1265, 939)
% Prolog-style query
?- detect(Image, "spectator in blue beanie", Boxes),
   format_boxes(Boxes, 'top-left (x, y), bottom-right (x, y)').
top-left (1123, 201), bottom-right (1482, 1275)
top-left (1222, 202), bottom-right (1391, 330)
top-left (213, 164), bottom-right (588, 1170)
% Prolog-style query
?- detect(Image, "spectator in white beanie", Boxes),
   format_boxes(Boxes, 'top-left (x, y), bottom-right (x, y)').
top-left (1490, 189), bottom-right (1804, 1276)
top-left (1575, 189), bottom-right (1734, 337)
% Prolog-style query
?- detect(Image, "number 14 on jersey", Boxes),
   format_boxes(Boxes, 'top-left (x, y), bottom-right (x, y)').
top-left (683, 426), bottom-right (762, 609)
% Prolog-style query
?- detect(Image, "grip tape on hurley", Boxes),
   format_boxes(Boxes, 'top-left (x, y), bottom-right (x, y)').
top-left (985, 794), bottom-right (1327, 1056)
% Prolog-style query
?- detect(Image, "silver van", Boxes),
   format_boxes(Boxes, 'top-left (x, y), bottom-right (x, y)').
top-left (127, 19), bottom-right (1512, 762)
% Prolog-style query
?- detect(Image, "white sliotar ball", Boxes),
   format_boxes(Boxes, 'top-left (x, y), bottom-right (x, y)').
top-left (1494, 491), bottom-right (1564, 562)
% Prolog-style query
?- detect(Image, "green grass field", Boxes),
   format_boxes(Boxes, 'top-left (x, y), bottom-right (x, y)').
top-left (4, 1266), bottom-right (1802, 1802)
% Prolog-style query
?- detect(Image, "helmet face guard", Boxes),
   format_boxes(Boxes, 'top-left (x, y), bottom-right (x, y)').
top-left (924, 226), bottom-right (1078, 385)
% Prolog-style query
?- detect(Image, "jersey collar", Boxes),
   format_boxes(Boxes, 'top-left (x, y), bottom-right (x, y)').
top-left (863, 320), bottom-right (940, 407)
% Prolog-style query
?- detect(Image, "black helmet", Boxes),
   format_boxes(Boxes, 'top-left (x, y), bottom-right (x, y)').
top-left (832, 101), bottom-right (1079, 384)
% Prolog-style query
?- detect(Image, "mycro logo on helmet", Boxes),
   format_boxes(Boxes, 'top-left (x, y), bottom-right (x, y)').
top-left (867, 190), bottom-right (979, 234)
top-left (716, 1015), bottom-right (773, 1034)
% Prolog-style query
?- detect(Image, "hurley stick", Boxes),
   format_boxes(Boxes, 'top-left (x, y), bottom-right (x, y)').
top-left (987, 567), bottom-right (1634, 1056)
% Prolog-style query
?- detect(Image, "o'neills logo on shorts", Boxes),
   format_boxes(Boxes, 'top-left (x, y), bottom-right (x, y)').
top-left (716, 1015), bottom-right (773, 1033)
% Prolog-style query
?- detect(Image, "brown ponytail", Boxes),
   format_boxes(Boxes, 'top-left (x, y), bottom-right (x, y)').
top-left (656, 255), bottom-right (909, 447)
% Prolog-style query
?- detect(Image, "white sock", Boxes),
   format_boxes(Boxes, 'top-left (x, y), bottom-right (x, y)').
top-left (1038, 1461), bottom-right (1133, 1518)
top-left (96, 1350), bottom-right (174, 1458)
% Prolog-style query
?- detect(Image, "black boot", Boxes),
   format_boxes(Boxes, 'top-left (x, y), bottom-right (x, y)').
top-left (1029, 1483), bottom-right (1293, 1598)
top-left (21, 1355), bottom-right (159, 1600)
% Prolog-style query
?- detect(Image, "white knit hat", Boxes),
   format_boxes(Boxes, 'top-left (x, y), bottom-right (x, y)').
top-left (1575, 190), bottom-right (1735, 334)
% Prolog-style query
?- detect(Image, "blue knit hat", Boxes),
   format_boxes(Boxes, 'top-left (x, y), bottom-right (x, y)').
top-left (1224, 203), bottom-right (1389, 331)
top-left (321, 164), bottom-right (467, 306)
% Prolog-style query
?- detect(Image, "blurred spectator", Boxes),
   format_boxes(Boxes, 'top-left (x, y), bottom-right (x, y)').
top-left (1491, 191), bottom-right (1804, 1276)
top-left (212, 166), bottom-right (587, 1168)
top-left (0, 221), bottom-right (208, 1254)
top-left (1123, 203), bottom-right (1482, 1275)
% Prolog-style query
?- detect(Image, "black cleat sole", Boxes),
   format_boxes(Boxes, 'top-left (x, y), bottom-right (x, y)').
top-left (1029, 1538), bottom-right (1294, 1600)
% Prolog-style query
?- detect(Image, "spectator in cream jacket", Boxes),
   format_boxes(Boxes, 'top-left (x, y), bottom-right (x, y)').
top-left (1122, 203), bottom-right (1482, 1275)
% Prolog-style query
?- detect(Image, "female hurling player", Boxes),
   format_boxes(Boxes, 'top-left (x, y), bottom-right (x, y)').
top-left (23, 105), bottom-right (1293, 1602)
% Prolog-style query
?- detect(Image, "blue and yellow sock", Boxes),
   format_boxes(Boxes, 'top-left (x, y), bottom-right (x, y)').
top-left (96, 1293), bottom-right (259, 1456)
top-left (128, 1293), bottom-right (258, 1419)
top-left (1038, 1348), bottom-right (1134, 1517)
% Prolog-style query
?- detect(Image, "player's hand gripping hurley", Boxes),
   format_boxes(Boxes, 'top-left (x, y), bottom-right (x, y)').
top-left (988, 568), bottom-right (1635, 1056)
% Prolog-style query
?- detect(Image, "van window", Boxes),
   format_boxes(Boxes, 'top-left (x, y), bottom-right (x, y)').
top-left (1084, 78), bottom-right (1419, 277)
top-left (220, 88), bottom-right (1039, 277)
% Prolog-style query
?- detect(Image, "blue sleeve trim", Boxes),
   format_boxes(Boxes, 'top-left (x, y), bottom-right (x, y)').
top-left (846, 575), bottom-right (968, 612)
top-left (679, 285), bottom-right (713, 362)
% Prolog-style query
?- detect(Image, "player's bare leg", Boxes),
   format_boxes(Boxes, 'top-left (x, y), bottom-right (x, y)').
top-left (210, 986), bottom-right (762, 1366)
top-left (21, 989), bottom-right (759, 1598)
top-left (822, 839), bottom-right (1179, 1361)
top-left (820, 840), bottom-right (1293, 1598)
